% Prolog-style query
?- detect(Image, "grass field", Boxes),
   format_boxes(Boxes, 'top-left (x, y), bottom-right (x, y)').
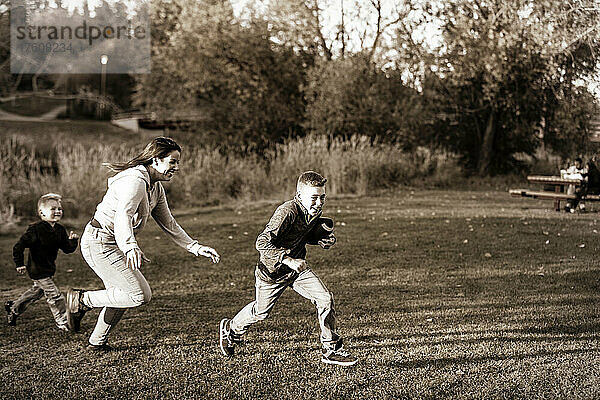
top-left (0, 120), bottom-right (137, 145)
top-left (1, 190), bottom-right (600, 399)
top-left (0, 97), bottom-right (69, 117)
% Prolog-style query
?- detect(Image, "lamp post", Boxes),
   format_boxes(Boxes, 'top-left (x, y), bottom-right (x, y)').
top-left (100, 54), bottom-right (108, 97)
top-left (66, 63), bottom-right (72, 117)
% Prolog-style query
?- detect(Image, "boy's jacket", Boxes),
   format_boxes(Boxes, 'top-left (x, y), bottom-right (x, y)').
top-left (255, 197), bottom-right (324, 283)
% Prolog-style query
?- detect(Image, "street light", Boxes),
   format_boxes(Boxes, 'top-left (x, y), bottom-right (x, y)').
top-left (66, 63), bottom-right (72, 117)
top-left (100, 54), bottom-right (108, 97)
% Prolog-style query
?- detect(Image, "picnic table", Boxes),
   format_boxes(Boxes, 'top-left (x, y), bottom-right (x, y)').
top-left (509, 175), bottom-right (591, 211)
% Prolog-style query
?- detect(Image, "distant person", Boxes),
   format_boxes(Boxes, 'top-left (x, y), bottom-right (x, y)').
top-left (562, 157), bottom-right (586, 180)
top-left (584, 156), bottom-right (600, 193)
top-left (563, 157), bottom-right (586, 213)
top-left (219, 171), bottom-right (358, 366)
top-left (65, 137), bottom-right (220, 351)
top-left (575, 156), bottom-right (600, 212)
top-left (5, 193), bottom-right (79, 331)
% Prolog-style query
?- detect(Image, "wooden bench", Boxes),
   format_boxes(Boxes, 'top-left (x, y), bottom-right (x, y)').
top-left (508, 175), bottom-right (600, 211)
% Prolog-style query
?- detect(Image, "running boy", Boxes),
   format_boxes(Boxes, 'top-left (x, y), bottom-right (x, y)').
top-left (219, 171), bottom-right (358, 366)
top-left (5, 193), bottom-right (79, 331)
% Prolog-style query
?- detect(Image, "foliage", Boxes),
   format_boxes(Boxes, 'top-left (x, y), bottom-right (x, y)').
top-left (543, 86), bottom-right (600, 159)
top-left (0, 126), bottom-right (459, 219)
top-left (395, 0), bottom-right (600, 175)
top-left (134, 0), bottom-right (310, 151)
top-left (303, 54), bottom-right (423, 147)
top-left (0, 8), bottom-right (10, 96)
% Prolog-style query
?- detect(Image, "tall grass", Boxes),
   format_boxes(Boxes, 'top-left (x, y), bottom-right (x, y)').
top-left (0, 134), bottom-right (461, 221)
top-left (266, 135), bottom-right (462, 195)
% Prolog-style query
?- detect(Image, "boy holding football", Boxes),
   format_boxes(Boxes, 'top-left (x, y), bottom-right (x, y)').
top-left (219, 171), bottom-right (357, 366)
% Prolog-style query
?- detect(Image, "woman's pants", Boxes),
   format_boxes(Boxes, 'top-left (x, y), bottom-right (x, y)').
top-left (80, 223), bottom-right (152, 346)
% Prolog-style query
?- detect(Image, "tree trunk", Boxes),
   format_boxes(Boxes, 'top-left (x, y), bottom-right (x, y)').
top-left (477, 109), bottom-right (496, 176)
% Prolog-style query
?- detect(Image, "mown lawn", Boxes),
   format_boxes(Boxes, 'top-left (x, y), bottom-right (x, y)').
top-left (1, 190), bottom-right (600, 399)
top-left (0, 97), bottom-right (67, 116)
top-left (0, 120), bottom-right (137, 146)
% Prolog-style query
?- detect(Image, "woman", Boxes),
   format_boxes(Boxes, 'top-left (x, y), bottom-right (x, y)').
top-left (66, 137), bottom-right (220, 351)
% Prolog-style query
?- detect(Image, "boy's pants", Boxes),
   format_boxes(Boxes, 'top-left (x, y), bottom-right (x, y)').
top-left (230, 267), bottom-right (340, 350)
top-left (10, 277), bottom-right (68, 326)
top-left (80, 223), bottom-right (152, 346)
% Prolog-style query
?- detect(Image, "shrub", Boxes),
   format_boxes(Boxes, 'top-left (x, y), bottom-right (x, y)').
top-left (1, 132), bottom-right (462, 220)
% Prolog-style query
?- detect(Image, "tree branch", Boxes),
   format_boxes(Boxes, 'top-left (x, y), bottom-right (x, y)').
top-left (305, 0), bottom-right (332, 60)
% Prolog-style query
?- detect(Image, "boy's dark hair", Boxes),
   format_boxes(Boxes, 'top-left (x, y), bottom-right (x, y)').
top-left (297, 171), bottom-right (327, 187)
top-left (575, 157), bottom-right (583, 163)
top-left (38, 193), bottom-right (62, 210)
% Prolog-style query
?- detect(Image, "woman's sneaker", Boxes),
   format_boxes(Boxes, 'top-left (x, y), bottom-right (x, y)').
top-left (321, 341), bottom-right (358, 366)
top-left (66, 289), bottom-right (91, 332)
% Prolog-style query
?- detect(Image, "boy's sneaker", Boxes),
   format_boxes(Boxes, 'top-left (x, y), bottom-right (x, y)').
top-left (5, 301), bottom-right (17, 326)
top-left (66, 289), bottom-right (91, 332)
top-left (56, 323), bottom-right (69, 332)
top-left (321, 340), bottom-right (358, 366)
top-left (219, 318), bottom-right (241, 357)
top-left (87, 343), bottom-right (112, 352)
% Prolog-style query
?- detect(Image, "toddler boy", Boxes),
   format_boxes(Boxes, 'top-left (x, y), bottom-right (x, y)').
top-left (6, 193), bottom-right (79, 331)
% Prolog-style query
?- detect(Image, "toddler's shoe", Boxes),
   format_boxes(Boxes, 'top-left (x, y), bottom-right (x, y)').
top-left (5, 301), bottom-right (16, 326)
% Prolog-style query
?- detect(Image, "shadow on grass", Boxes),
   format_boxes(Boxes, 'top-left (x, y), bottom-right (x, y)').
top-left (393, 347), bottom-right (600, 370)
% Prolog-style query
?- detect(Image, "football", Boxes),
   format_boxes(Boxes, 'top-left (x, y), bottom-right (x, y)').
top-left (312, 217), bottom-right (334, 240)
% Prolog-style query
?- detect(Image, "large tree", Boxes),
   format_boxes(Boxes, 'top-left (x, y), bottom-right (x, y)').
top-left (395, 0), bottom-right (600, 174)
top-left (134, 0), bottom-right (310, 150)
top-left (303, 53), bottom-right (423, 146)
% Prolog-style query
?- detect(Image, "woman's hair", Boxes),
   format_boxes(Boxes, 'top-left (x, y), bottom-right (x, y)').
top-left (104, 137), bottom-right (182, 172)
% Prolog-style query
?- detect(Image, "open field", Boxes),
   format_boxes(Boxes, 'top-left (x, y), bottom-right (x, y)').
top-left (2, 190), bottom-right (600, 399)
top-left (0, 120), bottom-right (136, 145)
top-left (0, 97), bottom-right (67, 117)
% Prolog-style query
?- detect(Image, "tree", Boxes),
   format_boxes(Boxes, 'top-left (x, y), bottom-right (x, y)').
top-left (303, 53), bottom-right (423, 146)
top-left (134, 0), bottom-right (309, 151)
top-left (395, 0), bottom-right (600, 175)
top-left (0, 4), bottom-right (10, 96)
top-left (266, 0), bottom-right (418, 143)
top-left (264, 0), bottom-right (404, 62)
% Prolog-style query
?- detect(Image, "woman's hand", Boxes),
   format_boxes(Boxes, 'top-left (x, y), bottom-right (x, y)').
top-left (126, 248), bottom-right (151, 270)
top-left (198, 246), bottom-right (220, 263)
top-left (188, 243), bottom-right (220, 263)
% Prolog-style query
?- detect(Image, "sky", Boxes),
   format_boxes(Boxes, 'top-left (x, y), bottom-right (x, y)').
top-left (53, 0), bottom-right (436, 52)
